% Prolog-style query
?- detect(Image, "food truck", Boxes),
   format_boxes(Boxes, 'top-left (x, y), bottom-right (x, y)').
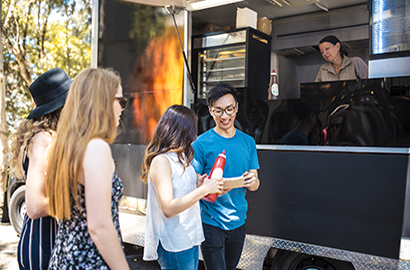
top-left (6, 0), bottom-right (410, 269)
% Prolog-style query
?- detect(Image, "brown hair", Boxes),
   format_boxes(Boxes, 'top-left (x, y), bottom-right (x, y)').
top-left (9, 109), bottom-right (62, 179)
top-left (140, 105), bottom-right (198, 183)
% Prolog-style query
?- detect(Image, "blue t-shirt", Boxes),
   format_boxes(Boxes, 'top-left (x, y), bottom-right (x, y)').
top-left (192, 128), bottom-right (259, 230)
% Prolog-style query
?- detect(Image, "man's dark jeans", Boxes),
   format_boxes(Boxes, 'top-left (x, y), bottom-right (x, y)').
top-left (201, 223), bottom-right (246, 270)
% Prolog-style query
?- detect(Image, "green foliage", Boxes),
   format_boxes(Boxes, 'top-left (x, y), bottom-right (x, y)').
top-left (129, 3), bottom-right (167, 50)
top-left (1, 0), bottom-right (92, 135)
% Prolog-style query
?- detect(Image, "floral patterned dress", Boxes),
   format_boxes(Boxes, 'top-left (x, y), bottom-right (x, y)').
top-left (48, 168), bottom-right (124, 270)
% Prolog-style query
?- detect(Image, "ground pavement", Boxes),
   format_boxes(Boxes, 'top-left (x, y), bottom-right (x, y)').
top-left (0, 218), bottom-right (205, 270)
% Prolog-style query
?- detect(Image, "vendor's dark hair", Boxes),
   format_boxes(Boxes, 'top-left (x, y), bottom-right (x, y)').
top-left (206, 83), bottom-right (238, 107)
top-left (319, 35), bottom-right (348, 57)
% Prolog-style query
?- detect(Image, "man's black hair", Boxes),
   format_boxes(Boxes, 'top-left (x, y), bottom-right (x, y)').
top-left (206, 83), bottom-right (238, 107)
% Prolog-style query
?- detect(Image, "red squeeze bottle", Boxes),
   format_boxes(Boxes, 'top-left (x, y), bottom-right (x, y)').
top-left (202, 150), bottom-right (226, 203)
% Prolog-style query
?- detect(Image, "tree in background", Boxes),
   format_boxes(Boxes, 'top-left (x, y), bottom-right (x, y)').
top-left (0, 0), bottom-right (91, 211)
top-left (1, 0), bottom-right (8, 215)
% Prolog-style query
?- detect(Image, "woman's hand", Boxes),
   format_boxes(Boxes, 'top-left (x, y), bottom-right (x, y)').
top-left (201, 176), bottom-right (223, 196)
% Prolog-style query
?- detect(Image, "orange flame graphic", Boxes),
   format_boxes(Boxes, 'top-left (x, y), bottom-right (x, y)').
top-left (129, 25), bottom-right (184, 144)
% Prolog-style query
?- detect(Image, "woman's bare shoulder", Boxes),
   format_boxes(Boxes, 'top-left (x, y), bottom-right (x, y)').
top-left (30, 131), bottom-right (53, 146)
top-left (150, 154), bottom-right (171, 171)
top-left (83, 138), bottom-right (113, 172)
top-left (28, 132), bottom-right (53, 158)
top-left (86, 138), bottom-right (110, 150)
top-left (84, 139), bottom-right (112, 160)
top-left (153, 153), bottom-right (170, 162)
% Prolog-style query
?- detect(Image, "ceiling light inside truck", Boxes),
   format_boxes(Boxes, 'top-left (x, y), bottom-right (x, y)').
top-left (119, 0), bottom-right (245, 11)
top-left (265, 0), bottom-right (328, 9)
top-left (186, 0), bottom-right (245, 11)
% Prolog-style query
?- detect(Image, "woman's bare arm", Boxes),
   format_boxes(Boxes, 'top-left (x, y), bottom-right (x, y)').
top-left (150, 155), bottom-right (223, 218)
top-left (26, 132), bottom-right (52, 219)
top-left (83, 138), bottom-right (130, 270)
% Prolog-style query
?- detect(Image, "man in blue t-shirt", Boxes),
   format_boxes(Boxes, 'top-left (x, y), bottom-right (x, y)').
top-left (192, 83), bottom-right (260, 270)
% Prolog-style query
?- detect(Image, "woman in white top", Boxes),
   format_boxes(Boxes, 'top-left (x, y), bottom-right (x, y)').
top-left (141, 105), bottom-right (223, 270)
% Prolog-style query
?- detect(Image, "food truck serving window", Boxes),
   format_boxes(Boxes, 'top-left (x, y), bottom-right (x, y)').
top-left (195, 78), bottom-right (410, 149)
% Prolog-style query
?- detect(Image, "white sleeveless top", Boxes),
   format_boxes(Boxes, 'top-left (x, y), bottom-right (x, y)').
top-left (143, 152), bottom-right (204, 260)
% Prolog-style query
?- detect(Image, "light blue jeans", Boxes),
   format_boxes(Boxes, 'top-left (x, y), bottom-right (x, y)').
top-left (157, 241), bottom-right (199, 270)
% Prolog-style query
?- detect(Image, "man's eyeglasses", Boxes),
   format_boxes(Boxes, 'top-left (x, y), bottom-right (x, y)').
top-left (211, 105), bottom-right (236, 117)
top-left (115, 97), bottom-right (127, 109)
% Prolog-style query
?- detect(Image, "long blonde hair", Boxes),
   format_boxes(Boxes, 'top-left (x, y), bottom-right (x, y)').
top-left (46, 68), bottom-right (121, 220)
top-left (9, 109), bottom-right (62, 179)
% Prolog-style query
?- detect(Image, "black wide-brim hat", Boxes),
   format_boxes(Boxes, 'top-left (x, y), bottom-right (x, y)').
top-left (27, 68), bottom-right (72, 119)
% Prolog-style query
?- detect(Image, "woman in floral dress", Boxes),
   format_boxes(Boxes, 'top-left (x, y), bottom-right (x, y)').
top-left (45, 68), bottom-right (130, 270)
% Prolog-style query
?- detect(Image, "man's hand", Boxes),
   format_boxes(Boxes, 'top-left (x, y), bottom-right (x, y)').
top-left (243, 170), bottom-right (260, 191)
top-left (197, 173), bottom-right (207, 187)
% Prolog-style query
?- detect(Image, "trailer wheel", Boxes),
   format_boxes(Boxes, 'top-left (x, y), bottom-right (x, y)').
top-left (271, 249), bottom-right (355, 270)
top-left (9, 185), bottom-right (26, 235)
